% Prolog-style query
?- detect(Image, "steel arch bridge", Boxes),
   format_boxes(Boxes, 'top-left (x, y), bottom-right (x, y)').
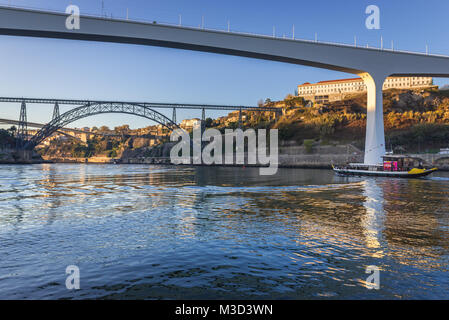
top-left (24, 102), bottom-right (180, 150)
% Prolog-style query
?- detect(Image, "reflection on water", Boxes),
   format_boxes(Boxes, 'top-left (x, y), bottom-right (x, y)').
top-left (0, 164), bottom-right (448, 299)
top-left (362, 179), bottom-right (385, 258)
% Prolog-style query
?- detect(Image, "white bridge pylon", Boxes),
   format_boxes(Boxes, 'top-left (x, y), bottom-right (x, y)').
top-left (359, 73), bottom-right (386, 165)
top-left (1, 6), bottom-right (449, 164)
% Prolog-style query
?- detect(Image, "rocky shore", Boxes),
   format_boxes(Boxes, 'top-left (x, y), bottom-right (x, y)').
top-left (9, 142), bottom-right (449, 170)
top-left (99, 143), bottom-right (365, 168)
top-left (0, 148), bottom-right (43, 164)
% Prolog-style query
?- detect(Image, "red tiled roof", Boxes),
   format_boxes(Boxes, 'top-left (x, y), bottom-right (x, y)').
top-left (298, 77), bottom-right (362, 87)
top-left (318, 77), bottom-right (362, 84)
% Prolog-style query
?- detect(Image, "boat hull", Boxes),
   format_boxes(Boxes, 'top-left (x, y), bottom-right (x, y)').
top-left (333, 167), bottom-right (438, 178)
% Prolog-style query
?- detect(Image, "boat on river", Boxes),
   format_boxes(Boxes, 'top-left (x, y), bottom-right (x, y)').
top-left (333, 155), bottom-right (438, 178)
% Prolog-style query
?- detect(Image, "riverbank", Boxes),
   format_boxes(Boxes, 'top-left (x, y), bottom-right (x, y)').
top-left (42, 144), bottom-right (362, 168)
top-left (39, 143), bottom-right (449, 170)
top-left (0, 148), bottom-right (43, 164)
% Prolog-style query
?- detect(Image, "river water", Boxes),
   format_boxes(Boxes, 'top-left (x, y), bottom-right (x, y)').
top-left (0, 164), bottom-right (448, 299)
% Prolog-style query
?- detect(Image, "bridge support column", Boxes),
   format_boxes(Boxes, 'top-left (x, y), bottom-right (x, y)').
top-left (16, 101), bottom-right (27, 149)
top-left (359, 72), bottom-right (387, 165)
top-left (238, 108), bottom-right (242, 129)
top-left (52, 102), bottom-right (60, 120)
top-left (201, 108), bottom-right (206, 132)
top-left (201, 108), bottom-right (206, 122)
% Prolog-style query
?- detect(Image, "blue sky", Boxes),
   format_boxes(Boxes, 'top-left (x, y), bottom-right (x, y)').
top-left (1, 0), bottom-right (449, 129)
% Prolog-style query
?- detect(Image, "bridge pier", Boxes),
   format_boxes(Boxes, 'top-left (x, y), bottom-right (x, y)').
top-left (16, 101), bottom-right (27, 149)
top-left (359, 72), bottom-right (387, 165)
top-left (52, 102), bottom-right (60, 120)
top-left (172, 107), bottom-right (176, 124)
top-left (238, 108), bottom-right (242, 129)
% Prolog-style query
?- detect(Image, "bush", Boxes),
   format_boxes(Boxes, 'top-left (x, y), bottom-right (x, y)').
top-left (0, 129), bottom-right (16, 148)
top-left (277, 123), bottom-right (297, 140)
top-left (108, 149), bottom-right (118, 158)
top-left (304, 139), bottom-right (314, 153)
top-left (387, 124), bottom-right (449, 152)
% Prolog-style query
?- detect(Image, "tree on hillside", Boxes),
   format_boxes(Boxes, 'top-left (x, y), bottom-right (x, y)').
top-left (8, 126), bottom-right (16, 136)
top-left (204, 117), bottom-right (213, 128)
top-left (0, 129), bottom-right (16, 148)
top-left (114, 125), bottom-right (130, 135)
top-left (99, 125), bottom-right (110, 132)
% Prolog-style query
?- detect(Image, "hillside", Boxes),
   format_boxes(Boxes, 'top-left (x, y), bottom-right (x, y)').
top-left (38, 125), bottom-right (169, 159)
top-left (236, 88), bottom-right (449, 153)
top-left (36, 88), bottom-right (449, 159)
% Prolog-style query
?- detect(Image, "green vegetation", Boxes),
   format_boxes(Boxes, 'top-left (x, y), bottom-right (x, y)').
top-left (38, 125), bottom-right (156, 159)
top-left (0, 127), bottom-right (17, 148)
top-left (263, 88), bottom-right (449, 153)
top-left (303, 139), bottom-right (314, 154)
top-left (41, 136), bottom-right (124, 158)
top-left (387, 124), bottom-right (449, 153)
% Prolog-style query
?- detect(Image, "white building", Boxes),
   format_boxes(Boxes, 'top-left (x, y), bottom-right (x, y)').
top-left (180, 118), bottom-right (202, 131)
top-left (297, 76), bottom-right (434, 104)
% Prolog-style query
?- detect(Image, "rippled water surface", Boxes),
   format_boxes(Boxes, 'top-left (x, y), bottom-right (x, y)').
top-left (0, 164), bottom-right (448, 299)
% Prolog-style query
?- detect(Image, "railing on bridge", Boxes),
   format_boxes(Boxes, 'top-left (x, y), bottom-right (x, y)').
top-left (0, 96), bottom-right (281, 150)
top-left (1, 4), bottom-right (447, 58)
top-left (0, 97), bottom-right (278, 112)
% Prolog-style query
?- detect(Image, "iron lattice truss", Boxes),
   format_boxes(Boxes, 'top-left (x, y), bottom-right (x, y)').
top-left (0, 97), bottom-right (279, 112)
top-left (25, 102), bottom-right (179, 150)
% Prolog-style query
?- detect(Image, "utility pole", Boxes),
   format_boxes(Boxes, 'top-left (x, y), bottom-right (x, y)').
top-left (179, 14), bottom-right (182, 26)
top-left (315, 32), bottom-right (317, 42)
top-left (201, 16), bottom-right (204, 29)
top-left (381, 36), bottom-right (383, 50)
top-left (292, 25), bottom-right (295, 39)
top-left (227, 20), bottom-right (230, 32)
top-left (354, 36), bottom-right (357, 47)
top-left (273, 26), bottom-right (275, 37)
top-left (126, 8), bottom-right (129, 20)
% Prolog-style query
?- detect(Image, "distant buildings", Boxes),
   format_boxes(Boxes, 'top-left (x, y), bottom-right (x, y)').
top-left (180, 118), bottom-right (202, 131)
top-left (297, 76), bottom-right (435, 104)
